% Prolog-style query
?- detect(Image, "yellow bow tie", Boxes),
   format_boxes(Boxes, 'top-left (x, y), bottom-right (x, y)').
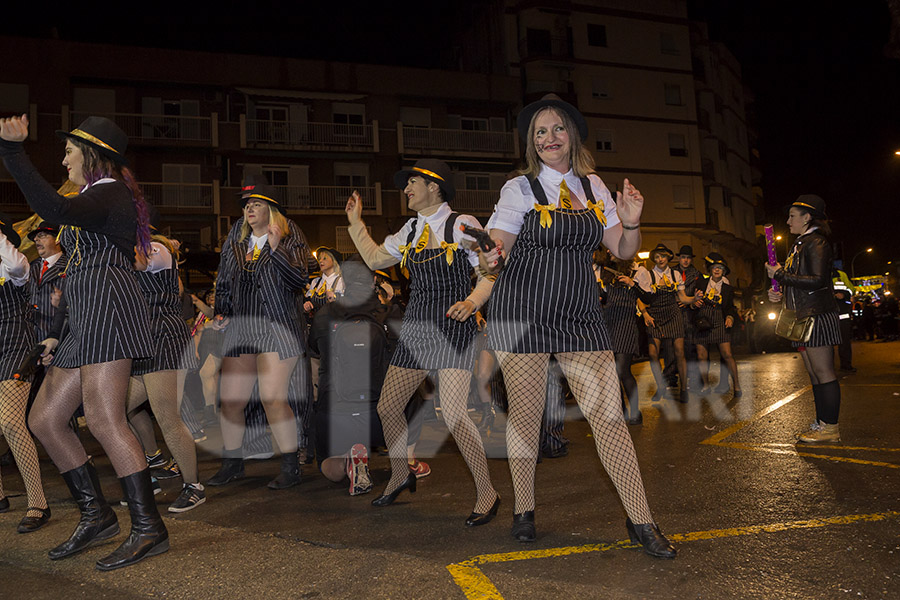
top-left (534, 203), bottom-right (557, 229)
top-left (440, 241), bottom-right (458, 265)
top-left (398, 244), bottom-right (411, 269)
top-left (587, 200), bottom-right (607, 226)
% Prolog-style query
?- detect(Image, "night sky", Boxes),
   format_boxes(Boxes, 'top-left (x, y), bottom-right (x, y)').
top-left (6, 0), bottom-right (899, 272)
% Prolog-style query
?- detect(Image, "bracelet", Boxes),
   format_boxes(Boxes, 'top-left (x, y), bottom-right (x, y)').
top-left (621, 223), bottom-right (640, 230)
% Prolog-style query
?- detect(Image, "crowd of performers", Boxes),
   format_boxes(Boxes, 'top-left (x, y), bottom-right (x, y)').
top-left (0, 96), bottom-right (845, 571)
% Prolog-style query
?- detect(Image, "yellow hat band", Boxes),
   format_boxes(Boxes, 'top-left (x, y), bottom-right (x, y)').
top-left (412, 167), bottom-right (445, 182)
top-left (70, 129), bottom-right (120, 155)
top-left (245, 193), bottom-right (280, 205)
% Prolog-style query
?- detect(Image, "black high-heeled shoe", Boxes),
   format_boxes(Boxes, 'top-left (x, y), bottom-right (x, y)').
top-left (371, 472), bottom-right (416, 507)
top-left (625, 517), bottom-right (676, 558)
top-left (511, 511), bottom-right (535, 542)
top-left (465, 495), bottom-right (500, 527)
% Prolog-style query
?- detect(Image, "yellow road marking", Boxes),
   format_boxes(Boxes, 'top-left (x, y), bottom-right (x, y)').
top-left (714, 441), bottom-right (900, 469)
top-left (701, 385), bottom-right (810, 445)
top-left (446, 511), bottom-right (900, 599)
top-left (761, 443), bottom-right (900, 452)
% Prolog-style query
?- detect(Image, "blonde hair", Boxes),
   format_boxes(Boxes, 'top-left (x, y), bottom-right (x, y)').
top-left (519, 107), bottom-right (596, 180)
top-left (239, 204), bottom-right (288, 243)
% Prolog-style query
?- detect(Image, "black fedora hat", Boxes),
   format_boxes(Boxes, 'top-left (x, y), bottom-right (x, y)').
top-left (0, 213), bottom-right (21, 248)
top-left (314, 246), bottom-right (343, 265)
top-left (677, 245), bottom-right (695, 257)
top-left (786, 194), bottom-right (827, 220)
top-left (238, 174), bottom-right (283, 213)
top-left (704, 252), bottom-right (731, 277)
top-left (27, 222), bottom-right (60, 242)
top-left (648, 243), bottom-right (674, 260)
top-left (516, 93), bottom-right (589, 142)
top-left (56, 116), bottom-right (128, 165)
top-left (393, 159), bottom-right (455, 202)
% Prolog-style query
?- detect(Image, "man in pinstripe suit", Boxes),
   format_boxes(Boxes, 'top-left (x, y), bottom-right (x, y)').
top-left (26, 223), bottom-right (65, 411)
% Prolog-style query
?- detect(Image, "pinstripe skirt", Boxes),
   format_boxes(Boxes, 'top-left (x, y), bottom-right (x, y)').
top-left (132, 313), bottom-right (198, 375)
top-left (647, 289), bottom-right (684, 340)
top-left (223, 270), bottom-right (304, 360)
top-left (793, 310), bottom-right (842, 348)
top-left (0, 316), bottom-right (34, 382)
top-left (603, 285), bottom-right (640, 356)
top-left (694, 304), bottom-right (729, 346)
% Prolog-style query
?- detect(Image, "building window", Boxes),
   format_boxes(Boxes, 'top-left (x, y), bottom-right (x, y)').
top-left (718, 140), bottom-right (727, 160)
top-left (723, 188), bottom-right (733, 209)
top-left (673, 185), bottom-right (693, 209)
top-left (668, 134), bottom-right (687, 157)
top-left (595, 129), bottom-right (614, 152)
top-left (256, 104), bottom-right (288, 122)
top-left (660, 32), bottom-right (678, 55)
top-left (334, 163), bottom-right (369, 190)
top-left (399, 107), bottom-right (431, 128)
top-left (527, 28), bottom-right (551, 55)
top-left (587, 24), bottom-right (607, 47)
top-left (460, 117), bottom-right (488, 131)
top-left (465, 173), bottom-right (491, 190)
top-left (262, 167), bottom-right (289, 186)
top-left (664, 84), bottom-right (683, 106)
top-left (332, 102), bottom-right (365, 126)
top-left (591, 78), bottom-right (610, 99)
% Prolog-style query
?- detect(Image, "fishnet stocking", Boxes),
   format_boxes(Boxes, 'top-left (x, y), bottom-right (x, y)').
top-left (0, 380), bottom-right (47, 516)
top-left (556, 351), bottom-right (654, 524)
top-left (437, 369), bottom-right (497, 513)
top-left (377, 366), bottom-right (428, 495)
top-left (495, 352), bottom-right (548, 514)
top-left (29, 361), bottom-right (146, 477)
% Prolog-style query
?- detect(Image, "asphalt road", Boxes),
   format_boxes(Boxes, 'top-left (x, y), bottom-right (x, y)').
top-left (1, 340), bottom-right (898, 599)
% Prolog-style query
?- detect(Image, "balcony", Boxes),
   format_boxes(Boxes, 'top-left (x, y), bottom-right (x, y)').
top-left (400, 189), bottom-right (498, 217)
top-left (399, 125), bottom-right (518, 158)
top-left (69, 111), bottom-right (217, 146)
top-left (241, 118), bottom-right (379, 152)
top-left (141, 182), bottom-right (215, 210)
top-left (221, 184), bottom-right (382, 216)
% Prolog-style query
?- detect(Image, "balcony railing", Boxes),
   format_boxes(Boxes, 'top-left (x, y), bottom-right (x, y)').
top-left (141, 182), bottom-right (214, 209)
top-left (243, 119), bottom-right (378, 151)
top-left (452, 189), bottom-right (500, 215)
top-left (70, 111), bottom-right (215, 145)
top-left (400, 126), bottom-right (517, 156)
top-left (221, 184), bottom-right (382, 215)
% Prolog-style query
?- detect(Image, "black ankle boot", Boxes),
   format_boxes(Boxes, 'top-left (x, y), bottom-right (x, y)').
top-left (267, 452), bottom-right (301, 490)
top-left (625, 517), bottom-right (676, 558)
top-left (49, 461), bottom-right (120, 560)
top-left (206, 455), bottom-right (245, 486)
top-left (511, 511), bottom-right (536, 542)
top-left (95, 469), bottom-right (169, 571)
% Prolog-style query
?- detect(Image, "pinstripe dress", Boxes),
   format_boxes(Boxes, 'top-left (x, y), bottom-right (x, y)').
top-left (0, 280), bottom-right (35, 382)
top-left (645, 270), bottom-right (684, 340)
top-left (693, 286), bottom-right (729, 346)
top-left (216, 219), bottom-right (311, 360)
top-left (132, 247), bottom-right (198, 375)
top-left (53, 226), bottom-right (152, 368)
top-left (488, 178), bottom-right (612, 354)
top-left (392, 215), bottom-right (478, 370)
top-left (603, 283), bottom-right (640, 356)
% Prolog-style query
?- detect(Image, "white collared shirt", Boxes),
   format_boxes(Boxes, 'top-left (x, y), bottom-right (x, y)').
top-left (248, 233), bottom-right (269, 253)
top-left (382, 202), bottom-right (481, 268)
top-left (42, 251), bottom-right (63, 270)
top-left (635, 265), bottom-right (676, 293)
top-left (0, 232), bottom-right (29, 287)
top-left (487, 164), bottom-right (620, 235)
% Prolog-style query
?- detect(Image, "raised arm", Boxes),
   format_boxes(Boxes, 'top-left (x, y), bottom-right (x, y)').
top-left (345, 191), bottom-right (399, 270)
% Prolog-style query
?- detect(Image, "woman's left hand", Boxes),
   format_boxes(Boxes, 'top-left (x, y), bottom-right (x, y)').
top-left (616, 178), bottom-right (643, 228)
top-left (0, 114), bottom-right (29, 142)
top-left (765, 262), bottom-right (782, 278)
top-left (267, 223), bottom-right (283, 251)
top-left (446, 299), bottom-right (476, 322)
top-left (725, 316), bottom-right (734, 328)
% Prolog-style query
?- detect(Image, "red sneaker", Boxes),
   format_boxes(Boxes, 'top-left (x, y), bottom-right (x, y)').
top-left (409, 460), bottom-right (431, 479)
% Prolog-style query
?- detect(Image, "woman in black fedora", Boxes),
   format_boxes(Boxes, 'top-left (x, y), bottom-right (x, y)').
top-left (0, 114), bottom-right (167, 570)
top-left (0, 215), bottom-right (51, 533)
top-left (304, 246), bottom-right (345, 315)
top-left (345, 159), bottom-right (500, 526)
top-left (634, 243), bottom-right (698, 403)
top-left (480, 94), bottom-right (675, 557)
top-left (694, 253), bottom-right (741, 397)
top-left (206, 175), bottom-right (314, 489)
top-left (766, 195), bottom-right (842, 443)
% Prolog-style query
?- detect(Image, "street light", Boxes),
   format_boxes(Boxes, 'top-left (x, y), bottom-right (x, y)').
top-left (851, 247), bottom-right (873, 279)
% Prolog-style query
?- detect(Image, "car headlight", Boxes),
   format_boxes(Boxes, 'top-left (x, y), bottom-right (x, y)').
top-left (767, 312), bottom-right (777, 320)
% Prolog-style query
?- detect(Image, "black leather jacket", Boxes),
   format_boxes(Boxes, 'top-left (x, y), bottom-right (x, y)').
top-left (774, 230), bottom-right (837, 319)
